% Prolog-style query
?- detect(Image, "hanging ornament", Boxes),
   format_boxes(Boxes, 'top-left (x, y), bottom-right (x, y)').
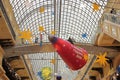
top-left (39, 26), bottom-right (44, 32)
top-left (41, 67), bottom-right (52, 80)
top-left (37, 71), bottom-right (43, 80)
top-left (51, 30), bottom-right (56, 35)
top-left (48, 35), bottom-right (88, 70)
top-left (82, 33), bottom-right (87, 38)
top-left (93, 3), bottom-right (100, 11)
top-left (18, 29), bottom-right (32, 43)
top-left (96, 52), bottom-right (109, 66)
top-left (40, 33), bottom-right (43, 47)
top-left (50, 59), bottom-right (56, 65)
top-left (40, 6), bottom-right (45, 13)
top-left (56, 75), bottom-right (62, 80)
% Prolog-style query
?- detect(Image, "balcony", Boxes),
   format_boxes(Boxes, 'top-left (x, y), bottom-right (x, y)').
top-left (104, 13), bottom-right (120, 24)
top-left (102, 13), bottom-right (120, 42)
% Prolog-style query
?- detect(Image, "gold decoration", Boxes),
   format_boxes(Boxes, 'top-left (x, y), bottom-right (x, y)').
top-left (96, 52), bottom-right (109, 66)
top-left (18, 29), bottom-right (32, 43)
top-left (40, 6), bottom-right (45, 13)
top-left (39, 26), bottom-right (44, 32)
top-left (93, 3), bottom-right (100, 11)
top-left (83, 54), bottom-right (88, 61)
top-left (41, 67), bottom-right (52, 80)
top-left (50, 59), bottom-right (56, 65)
top-left (51, 30), bottom-right (56, 35)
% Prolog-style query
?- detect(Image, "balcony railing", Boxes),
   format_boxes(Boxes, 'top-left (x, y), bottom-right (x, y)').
top-left (104, 13), bottom-right (120, 24)
top-left (102, 13), bottom-right (120, 42)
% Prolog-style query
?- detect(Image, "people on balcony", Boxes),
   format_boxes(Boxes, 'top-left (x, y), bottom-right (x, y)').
top-left (110, 8), bottom-right (117, 23)
top-left (110, 8), bottom-right (116, 14)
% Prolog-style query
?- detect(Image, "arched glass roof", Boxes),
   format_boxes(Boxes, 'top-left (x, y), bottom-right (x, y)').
top-left (9, 0), bottom-right (108, 80)
top-left (9, 0), bottom-right (107, 43)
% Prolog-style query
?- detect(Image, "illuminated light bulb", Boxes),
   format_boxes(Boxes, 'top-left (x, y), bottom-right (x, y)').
top-left (48, 35), bottom-right (88, 70)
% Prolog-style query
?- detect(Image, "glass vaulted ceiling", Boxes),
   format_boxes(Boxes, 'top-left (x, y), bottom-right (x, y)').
top-left (9, 0), bottom-right (107, 43)
top-left (9, 0), bottom-right (107, 80)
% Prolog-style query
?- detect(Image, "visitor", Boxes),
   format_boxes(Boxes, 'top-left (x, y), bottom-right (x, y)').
top-left (110, 8), bottom-right (116, 14)
top-left (110, 8), bottom-right (117, 23)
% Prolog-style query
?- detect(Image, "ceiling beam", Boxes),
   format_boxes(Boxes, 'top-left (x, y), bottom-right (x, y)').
top-left (0, 7), bottom-right (15, 47)
top-left (4, 43), bottom-right (120, 57)
top-left (0, 0), bottom-right (16, 40)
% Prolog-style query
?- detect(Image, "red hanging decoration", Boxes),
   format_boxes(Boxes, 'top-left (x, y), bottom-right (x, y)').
top-left (48, 35), bottom-right (88, 70)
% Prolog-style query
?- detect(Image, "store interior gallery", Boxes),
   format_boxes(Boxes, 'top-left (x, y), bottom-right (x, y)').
top-left (0, 0), bottom-right (120, 80)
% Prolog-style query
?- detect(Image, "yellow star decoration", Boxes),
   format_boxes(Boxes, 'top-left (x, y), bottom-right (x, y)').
top-left (41, 67), bottom-right (52, 80)
top-left (39, 26), bottom-right (44, 32)
top-left (50, 59), bottom-right (56, 65)
top-left (83, 54), bottom-right (88, 61)
top-left (39, 6), bottom-right (45, 13)
top-left (51, 30), bottom-right (56, 35)
top-left (95, 52), bottom-right (109, 66)
top-left (18, 29), bottom-right (32, 43)
top-left (93, 3), bottom-right (100, 11)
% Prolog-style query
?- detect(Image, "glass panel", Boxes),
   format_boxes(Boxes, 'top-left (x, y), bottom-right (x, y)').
top-left (9, 0), bottom-right (55, 43)
top-left (60, 0), bottom-right (107, 43)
